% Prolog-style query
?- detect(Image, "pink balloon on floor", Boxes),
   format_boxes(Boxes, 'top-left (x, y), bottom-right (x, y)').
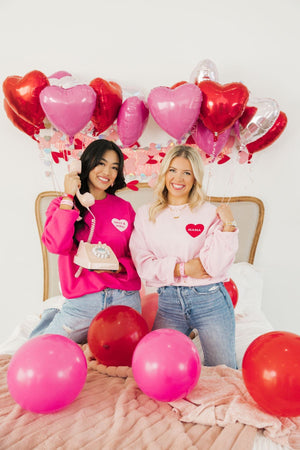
top-left (7, 335), bottom-right (87, 413)
top-left (132, 329), bottom-right (201, 402)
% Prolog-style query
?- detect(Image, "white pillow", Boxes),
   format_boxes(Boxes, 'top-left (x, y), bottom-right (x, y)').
top-left (228, 262), bottom-right (263, 315)
top-left (235, 311), bottom-right (273, 368)
top-left (42, 295), bottom-right (66, 311)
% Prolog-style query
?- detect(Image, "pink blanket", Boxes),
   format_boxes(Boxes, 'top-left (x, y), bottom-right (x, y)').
top-left (169, 364), bottom-right (300, 449)
top-left (1, 349), bottom-right (299, 449)
top-left (86, 346), bottom-right (300, 450)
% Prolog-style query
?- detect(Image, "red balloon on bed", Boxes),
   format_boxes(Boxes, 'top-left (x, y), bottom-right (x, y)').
top-left (224, 278), bottom-right (238, 308)
top-left (88, 305), bottom-right (149, 367)
top-left (242, 331), bottom-right (300, 417)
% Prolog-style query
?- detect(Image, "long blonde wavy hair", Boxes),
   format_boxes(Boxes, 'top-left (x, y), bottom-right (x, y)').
top-left (149, 145), bottom-right (206, 222)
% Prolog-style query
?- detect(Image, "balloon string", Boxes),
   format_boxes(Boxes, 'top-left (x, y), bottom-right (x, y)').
top-left (205, 163), bottom-right (213, 203)
top-left (50, 160), bottom-right (63, 194)
top-left (221, 149), bottom-right (239, 205)
top-left (212, 139), bottom-right (219, 162)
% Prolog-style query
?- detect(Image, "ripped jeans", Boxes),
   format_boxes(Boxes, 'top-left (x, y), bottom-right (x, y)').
top-left (152, 283), bottom-right (237, 369)
top-left (29, 289), bottom-right (141, 344)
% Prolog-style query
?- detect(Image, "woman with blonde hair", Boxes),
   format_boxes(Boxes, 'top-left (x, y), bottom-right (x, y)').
top-left (129, 145), bottom-right (238, 368)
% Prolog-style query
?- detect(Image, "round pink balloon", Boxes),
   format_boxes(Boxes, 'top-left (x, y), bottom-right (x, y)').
top-left (148, 83), bottom-right (202, 140)
top-left (7, 335), bottom-right (87, 413)
top-left (39, 84), bottom-right (96, 137)
top-left (140, 292), bottom-right (159, 331)
top-left (192, 119), bottom-right (231, 158)
top-left (117, 96), bottom-right (149, 146)
top-left (132, 329), bottom-right (201, 402)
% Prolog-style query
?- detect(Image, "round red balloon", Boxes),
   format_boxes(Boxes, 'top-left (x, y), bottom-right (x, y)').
top-left (224, 278), bottom-right (238, 308)
top-left (242, 331), bottom-right (300, 416)
top-left (88, 305), bottom-right (148, 367)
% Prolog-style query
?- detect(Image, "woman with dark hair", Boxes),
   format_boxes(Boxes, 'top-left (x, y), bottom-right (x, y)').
top-left (30, 139), bottom-right (141, 344)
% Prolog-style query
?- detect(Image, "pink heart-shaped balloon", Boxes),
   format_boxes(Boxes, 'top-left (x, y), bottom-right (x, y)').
top-left (40, 85), bottom-right (96, 137)
top-left (117, 96), bottom-right (149, 146)
top-left (192, 120), bottom-right (231, 158)
top-left (148, 83), bottom-right (202, 140)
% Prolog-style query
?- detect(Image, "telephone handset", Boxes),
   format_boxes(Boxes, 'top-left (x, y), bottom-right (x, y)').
top-left (69, 160), bottom-right (95, 208)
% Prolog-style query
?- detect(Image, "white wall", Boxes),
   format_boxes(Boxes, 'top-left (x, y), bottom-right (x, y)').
top-left (0, 0), bottom-right (299, 342)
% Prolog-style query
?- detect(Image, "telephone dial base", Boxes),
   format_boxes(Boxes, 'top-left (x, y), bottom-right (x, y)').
top-left (74, 241), bottom-right (119, 271)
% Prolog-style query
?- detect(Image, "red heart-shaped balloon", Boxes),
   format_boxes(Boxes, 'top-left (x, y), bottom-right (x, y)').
top-left (3, 98), bottom-right (40, 141)
top-left (246, 111), bottom-right (287, 154)
top-left (89, 78), bottom-right (122, 133)
top-left (239, 106), bottom-right (257, 129)
top-left (199, 80), bottom-right (249, 134)
top-left (3, 70), bottom-right (49, 127)
top-left (170, 81), bottom-right (187, 89)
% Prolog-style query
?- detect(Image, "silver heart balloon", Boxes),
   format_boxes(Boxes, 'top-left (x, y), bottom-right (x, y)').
top-left (189, 59), bottom-right (219, 84)
top-left (239, 96), bottom-right (280, 147)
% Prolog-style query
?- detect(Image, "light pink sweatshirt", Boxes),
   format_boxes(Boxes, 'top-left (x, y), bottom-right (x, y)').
top-left (129, 202), bottom-right (238, 288)
top-left (42, 194), bottom-right (141, 299)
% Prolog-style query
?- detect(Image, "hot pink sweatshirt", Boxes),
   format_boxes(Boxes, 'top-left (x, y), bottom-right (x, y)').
top-left (129, 202), bottom-right (238, 287)
top-left (42, 194), bottom-right (141, 299)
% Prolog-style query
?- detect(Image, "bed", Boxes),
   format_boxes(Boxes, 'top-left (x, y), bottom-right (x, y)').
top-left (0, 187), bottom-right (299, 450)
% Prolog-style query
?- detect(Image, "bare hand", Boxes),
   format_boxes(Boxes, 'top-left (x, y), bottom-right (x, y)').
top-left (185, 258), bottom-right (210, 279)
top-left (216, 204), bottom-right (234, 225)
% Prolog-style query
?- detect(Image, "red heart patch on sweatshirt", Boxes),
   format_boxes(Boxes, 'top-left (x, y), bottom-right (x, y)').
top-left (186, 224), bottom-right (204, 238)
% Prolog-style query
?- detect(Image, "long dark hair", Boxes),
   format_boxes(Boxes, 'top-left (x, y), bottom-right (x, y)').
top-left (74, 139), bottom-right (126, 239)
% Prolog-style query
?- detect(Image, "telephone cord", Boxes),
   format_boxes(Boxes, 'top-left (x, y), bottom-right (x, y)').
top-left (74, 208), bottom-right (96, 278)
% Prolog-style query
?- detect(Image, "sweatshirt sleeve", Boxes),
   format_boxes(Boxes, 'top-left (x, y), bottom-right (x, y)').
top-left (41, 198), bottom-right (80, 255)
top-left (129, 206), bottom-right (178, 286)
top-left (199, 216), bottom-right (239, 278)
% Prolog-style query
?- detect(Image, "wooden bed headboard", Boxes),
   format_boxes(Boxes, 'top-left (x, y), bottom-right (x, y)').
top-left (35, 185), bottom-right (264, 301)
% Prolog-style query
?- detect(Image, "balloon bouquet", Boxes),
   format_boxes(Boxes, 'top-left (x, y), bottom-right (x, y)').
top-left (187, 59), bottom-right (287, 163)
top-left (2, 61), bottom-right (287, 187)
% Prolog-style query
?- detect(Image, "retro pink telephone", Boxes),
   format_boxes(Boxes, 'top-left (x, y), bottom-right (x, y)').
top-left (69, 159), bottom-right (95, 208)
top-left (69, 160), bottom-right (119, 275)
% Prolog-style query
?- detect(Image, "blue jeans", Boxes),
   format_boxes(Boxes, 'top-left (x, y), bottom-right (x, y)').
top-left (152, 283), bottom-right (237, 369)
top-left (30, 289), bottom-right (141, 344)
